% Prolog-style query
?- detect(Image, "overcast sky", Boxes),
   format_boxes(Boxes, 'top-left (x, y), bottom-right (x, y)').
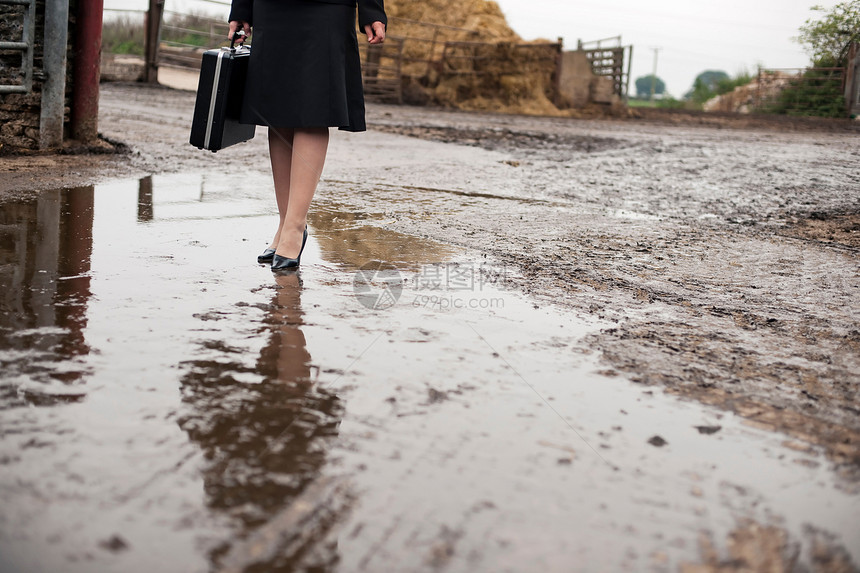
top-left (104, 0), bottom-right (837, 97)
top-left (494, 0), bottom-right (838, 97)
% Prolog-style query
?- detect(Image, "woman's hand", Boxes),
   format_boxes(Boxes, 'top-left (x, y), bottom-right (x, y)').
top-left (227, 20), bottom-right (251, 43)
top-left (364, 21), bottom-right (385, 44)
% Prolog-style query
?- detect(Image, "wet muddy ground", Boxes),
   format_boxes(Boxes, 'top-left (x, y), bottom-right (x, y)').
top-left (1, 83), bottom-right (859, 571)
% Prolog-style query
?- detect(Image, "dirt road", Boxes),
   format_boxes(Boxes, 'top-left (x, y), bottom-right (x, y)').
top-left (367, 105), bottom-right (860, 476)
top-left (1, 82), bottom-right (858, 571)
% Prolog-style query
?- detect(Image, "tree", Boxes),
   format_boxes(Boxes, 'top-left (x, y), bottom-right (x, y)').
top-left (797, 1), bottom-right (860, 66)
top-left (634, 75), bottom-right (666, 99)
top-left (685, 70), bottom-right (729, 103)
top-left (685, 70), bottom-right (754, 106)
top-left (693, 70), bottom-right (730, 93)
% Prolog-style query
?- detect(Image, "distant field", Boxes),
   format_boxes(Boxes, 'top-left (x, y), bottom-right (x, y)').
top-left (627, 99), bottom-right (659, 108)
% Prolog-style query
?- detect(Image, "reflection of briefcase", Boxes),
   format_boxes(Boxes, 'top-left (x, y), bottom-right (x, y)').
top-left (189, 44), bottom-right (255, 152)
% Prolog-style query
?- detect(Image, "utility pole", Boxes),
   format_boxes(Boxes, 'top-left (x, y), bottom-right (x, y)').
top-left (649, 47), bottom-right (661, 101)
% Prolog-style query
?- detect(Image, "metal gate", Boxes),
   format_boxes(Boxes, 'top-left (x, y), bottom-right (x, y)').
top-left (578, 36), bottom-right (633, 100)
top-left (0, 0), bottom-right (36, 94)
top-left (754, 67), bottom-right (846, 117)
top-left (359, 38), bottom-right (404, 104)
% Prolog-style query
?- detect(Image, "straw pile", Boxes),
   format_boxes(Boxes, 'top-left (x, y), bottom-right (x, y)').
top-left (703, 73), bottom-right (790, 114)
top-left (386, 0), bottom-right (519, 42)
top-left (385, 0), bottom-right (565, 115)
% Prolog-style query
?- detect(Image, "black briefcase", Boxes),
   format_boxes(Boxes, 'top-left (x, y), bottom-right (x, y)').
top-left (189, 44), bottom-right (255, 152)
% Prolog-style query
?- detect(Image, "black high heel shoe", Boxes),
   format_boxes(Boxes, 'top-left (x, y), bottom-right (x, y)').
top-left (271, 227), bottom-right (308, 272)
top-left (257, 248), bottom-right (276, 264)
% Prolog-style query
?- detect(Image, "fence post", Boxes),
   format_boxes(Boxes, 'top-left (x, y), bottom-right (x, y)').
top-left (553, 37), bottom-right (563, 107)
top-left (138, 176), bottom-right (154, 222)
top-left (846, 43), bottom-right (859, 117)
top-left (144, 0), bottom-right (164, 83)
top-left (427, 27), bottom-right (439, 77)
top-left (755, 67), bottom-right (762, 110)
top-left (625, 45), bottom-right (633, 101)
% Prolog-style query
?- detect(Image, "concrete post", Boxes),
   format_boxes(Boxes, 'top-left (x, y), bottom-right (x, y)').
top-left (40, 0), bottom-right (69, 149)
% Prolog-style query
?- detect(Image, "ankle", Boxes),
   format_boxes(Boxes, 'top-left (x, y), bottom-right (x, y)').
top-left (282, 221), bottom-right (306, 235)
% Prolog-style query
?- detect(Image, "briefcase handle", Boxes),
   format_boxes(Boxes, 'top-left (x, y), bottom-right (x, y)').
top-left (230, 30), bottom-right (246, 50)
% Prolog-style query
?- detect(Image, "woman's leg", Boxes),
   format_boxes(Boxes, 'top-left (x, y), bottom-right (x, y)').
top-left (274, 127), bottom-right (329, 258)
top-left (267, 127), bottom-right (295, 249)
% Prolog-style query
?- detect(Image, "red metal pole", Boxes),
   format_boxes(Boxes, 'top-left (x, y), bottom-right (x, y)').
top-left (71, 0), bottom-right (104, 142)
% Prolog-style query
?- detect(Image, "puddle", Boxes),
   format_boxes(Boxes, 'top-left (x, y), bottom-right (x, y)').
top-left (0, 173), bottom-right (857, 571)
top-left (310, 200), bottom-right (460, 270)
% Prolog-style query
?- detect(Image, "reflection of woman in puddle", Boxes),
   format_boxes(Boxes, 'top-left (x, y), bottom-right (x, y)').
top-left (259, 273), bottom-right (313, 382)
top-left (179, 273), bottom-right (343, 566)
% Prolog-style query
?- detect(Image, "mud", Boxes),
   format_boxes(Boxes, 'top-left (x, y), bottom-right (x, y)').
top-left (1, 83), bottom-right (859, 571)
top-left (374, 124), bottom-right (629, 155)
top-left (363, 105), bottom-right (860, 476)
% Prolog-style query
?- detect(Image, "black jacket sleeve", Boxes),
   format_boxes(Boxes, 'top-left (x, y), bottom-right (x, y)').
top-left (357, 0), bottom-right (386, 32)
top-left (228, 0), bottom-right (253, 25)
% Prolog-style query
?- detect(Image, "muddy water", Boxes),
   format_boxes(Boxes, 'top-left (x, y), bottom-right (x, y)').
top-left (1, 173), bottom-right (857, 571)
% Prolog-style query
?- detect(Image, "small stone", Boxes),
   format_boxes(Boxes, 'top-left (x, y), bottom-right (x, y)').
top-left (648, 435), bottom-right (668, 447)
top-left (427, 388), bottom-right (448, 403)
top-left (98, 535), bottom-right (129, 552)
top-left (695, 425), bottom-right (722, 435)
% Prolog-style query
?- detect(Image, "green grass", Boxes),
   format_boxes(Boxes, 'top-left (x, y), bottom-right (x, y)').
top-left (628, 98), bottom-right (691, 110)
top-left (102, 15), bottom-right (145, 55)
top-left (102, 12), bottom-right (223, 54)
top-left (627, 99), bottom-right (657, 108)
top-left (755, 62), bottom-right (847, 118)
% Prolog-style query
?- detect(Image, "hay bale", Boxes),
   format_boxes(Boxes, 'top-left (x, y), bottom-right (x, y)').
top-left (385, 0), bottom-right (615, 116)
top-left (430, 40), bottom-right (561, 115)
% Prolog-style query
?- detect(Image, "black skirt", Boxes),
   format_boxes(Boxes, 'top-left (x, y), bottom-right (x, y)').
top-left (240, 0), bottom-right (366, 132)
